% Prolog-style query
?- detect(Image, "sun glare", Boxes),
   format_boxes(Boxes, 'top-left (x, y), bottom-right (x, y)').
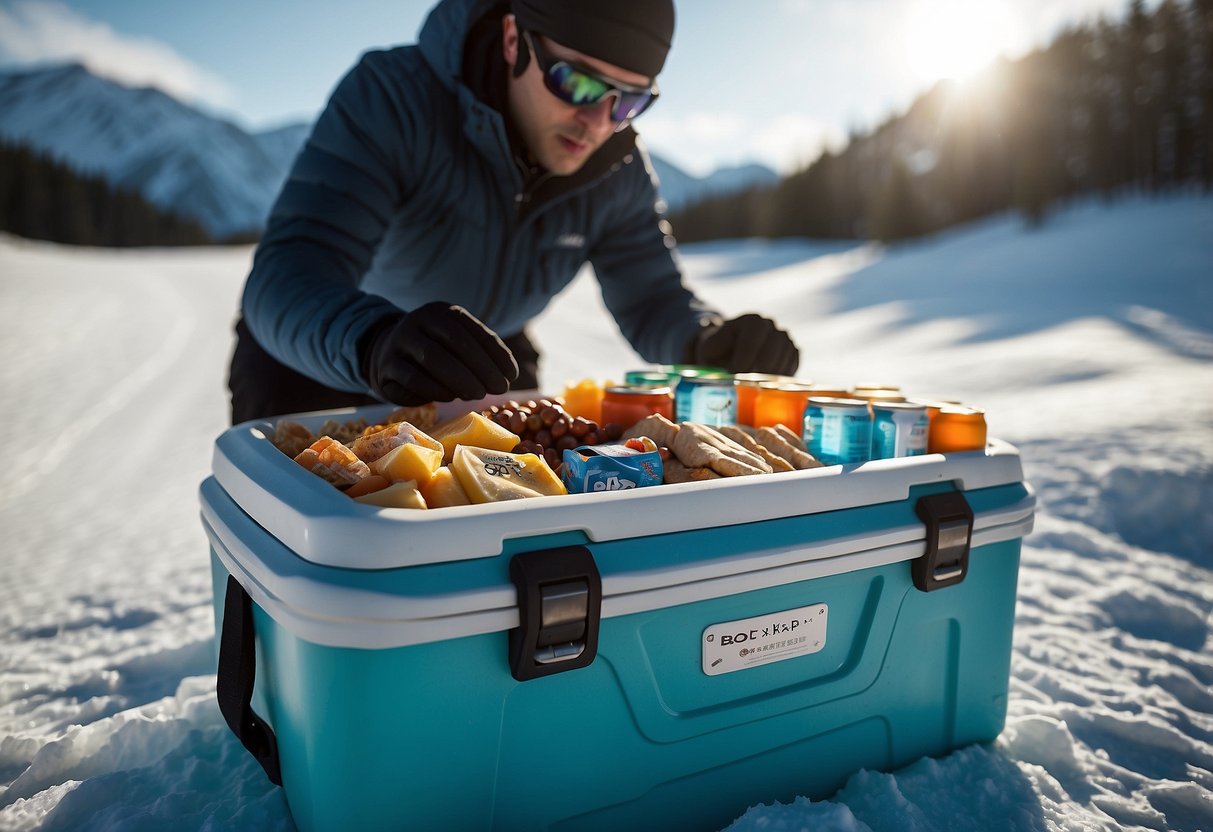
top-left (904, 0), bottom-right (1014, 85)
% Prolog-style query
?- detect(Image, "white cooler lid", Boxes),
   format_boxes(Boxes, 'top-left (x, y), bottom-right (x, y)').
top-left (212, 401), bottom-right (1030, 570)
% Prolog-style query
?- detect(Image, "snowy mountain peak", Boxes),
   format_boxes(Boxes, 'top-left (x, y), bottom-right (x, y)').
top-left (0, 63), bottom-right (773, 238)
top-left (0, 64), bottom-right (301, 238)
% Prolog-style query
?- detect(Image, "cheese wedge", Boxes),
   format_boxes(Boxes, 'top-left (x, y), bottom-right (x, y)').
top-left (370, 442), bottom-right (443, 485)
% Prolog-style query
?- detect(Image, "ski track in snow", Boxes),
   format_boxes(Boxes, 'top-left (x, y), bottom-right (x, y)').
top-left (1, 195), bottom-right (1211, 832)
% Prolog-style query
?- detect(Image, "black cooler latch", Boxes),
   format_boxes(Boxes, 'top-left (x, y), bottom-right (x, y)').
top-left (508, 545), bottom-right (601, 681)
top-left (913, 491), bottom-right (974, 592)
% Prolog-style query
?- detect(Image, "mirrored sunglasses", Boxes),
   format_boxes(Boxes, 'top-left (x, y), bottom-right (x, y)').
top-left (523, 30), bottom-right (660, 125)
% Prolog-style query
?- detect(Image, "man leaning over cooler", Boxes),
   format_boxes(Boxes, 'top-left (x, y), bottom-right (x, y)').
top-left (228, 0), bottom-right (800, 423)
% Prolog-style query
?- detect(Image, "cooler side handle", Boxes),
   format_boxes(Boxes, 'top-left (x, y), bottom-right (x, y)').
top-left (217, 574), bottom-right (283, 785)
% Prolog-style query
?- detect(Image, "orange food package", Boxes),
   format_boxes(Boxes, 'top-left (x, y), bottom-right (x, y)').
top-left (293, 436), bottom-right (371, 487)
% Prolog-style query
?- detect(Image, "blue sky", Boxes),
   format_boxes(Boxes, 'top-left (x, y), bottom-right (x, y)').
top-left (0, 0), bottom-right (1132, 176)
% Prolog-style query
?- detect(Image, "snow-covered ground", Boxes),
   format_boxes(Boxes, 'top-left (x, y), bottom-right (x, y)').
top-left (1, 194), bottom-right (1211, 831)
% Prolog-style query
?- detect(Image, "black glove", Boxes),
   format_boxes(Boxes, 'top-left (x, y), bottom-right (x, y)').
top-left (686, 314), bottom-right (799, 376)
top-left (361, 302), bottom-right (519, 405)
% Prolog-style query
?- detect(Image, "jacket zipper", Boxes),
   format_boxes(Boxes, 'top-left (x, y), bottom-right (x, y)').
top-left (482, 159), bottom-right (629, 326)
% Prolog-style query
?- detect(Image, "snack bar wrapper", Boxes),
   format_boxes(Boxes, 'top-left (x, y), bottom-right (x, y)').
top-left (561, 444), bottom-right (663, 493)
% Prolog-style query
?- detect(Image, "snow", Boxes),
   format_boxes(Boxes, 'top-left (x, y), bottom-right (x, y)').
top-left (1, 193), bottom-right (1211, 831)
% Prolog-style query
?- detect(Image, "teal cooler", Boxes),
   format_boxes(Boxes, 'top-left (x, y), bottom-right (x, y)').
top-left (201, 402), bottom-right (1035, 832)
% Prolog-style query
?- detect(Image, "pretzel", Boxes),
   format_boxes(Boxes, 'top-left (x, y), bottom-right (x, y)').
top-left (272, 420), bottom-right (315, 458)
top-left (755, 426), bottom-right (822, 470)
top-left (388, 403), bottom-right (439, 431)
top-left (663, 458), bottom-right (722, 483)
top-left (621, 413), bottom-right (680, 449)
top-left (672, 422), bottom-right (772, 477)
top-left (718, 425), bottom-right (794, 472)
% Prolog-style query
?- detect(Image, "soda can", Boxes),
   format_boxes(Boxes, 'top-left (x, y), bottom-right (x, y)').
top-left (624, 370), bottom-right (678, 388)
top-left (733, 372), bottom-right (788, 426)
top-left (752, 381), bottom-right (815, 429)
top-left (674, 373), bottom-right (736, 427)
top-left (870, 402), bottom-right (929, 459)
top-left (928, 406), bottom-right (988, 453)
top-left (804, 397), bottom-right (873, 465)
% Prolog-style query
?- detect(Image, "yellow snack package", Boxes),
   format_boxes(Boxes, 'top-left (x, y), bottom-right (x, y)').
top-left (451, 446), bottom-right (567, 503)
top-left (353, 480), bottom-right (428, 509)
top-left (420, 466), bottom-right (472, 508)
top-left (430, 412), bottom-right (520, 464)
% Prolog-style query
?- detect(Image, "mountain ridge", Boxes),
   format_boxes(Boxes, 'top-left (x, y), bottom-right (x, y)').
top-left (0, 63), bottom-right (776, 239)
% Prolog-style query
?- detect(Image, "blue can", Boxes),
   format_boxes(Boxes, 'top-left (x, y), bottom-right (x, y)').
top-left (674, 373), bottom-right (736, 427)
top-left (870, 402), bottom-right (929, 459)
top-left (804, 397), bottom-right (873, 465)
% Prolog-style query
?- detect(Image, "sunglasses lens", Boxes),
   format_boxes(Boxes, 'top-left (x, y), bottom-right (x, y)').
top-left (548, 64), bottom-right (611, 106)
top-left (611, 91), bottom-right (654, 122)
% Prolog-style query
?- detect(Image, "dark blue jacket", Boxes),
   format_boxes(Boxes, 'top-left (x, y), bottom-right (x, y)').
top-left (241, 0), bottom-right (717, 394)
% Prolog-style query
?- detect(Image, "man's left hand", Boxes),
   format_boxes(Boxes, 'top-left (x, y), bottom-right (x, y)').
top-left (688, 314), bottom-right (799, 376)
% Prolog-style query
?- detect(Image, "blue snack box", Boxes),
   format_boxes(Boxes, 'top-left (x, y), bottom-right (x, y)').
top-left (202, 397), bottom-right (1034, 832)
top-left (561, 443), bottom-right (663, 493)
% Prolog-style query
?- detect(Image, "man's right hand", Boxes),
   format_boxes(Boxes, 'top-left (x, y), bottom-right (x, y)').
top-left (361, 302), bottom-right (519, 405)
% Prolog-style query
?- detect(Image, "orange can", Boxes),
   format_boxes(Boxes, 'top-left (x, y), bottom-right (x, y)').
top-left (928, 406), bottom-right (988, 453)
top-left (910, 398), bottom-right (964, 429)
top-left (849, 388), bottom-right (907, 405)
top-left (733, 373), bottom-right (787, 426)
top-left (752, 382), bottom-right (815, 430)
top-left (600, 386), bottom-right (674, 431)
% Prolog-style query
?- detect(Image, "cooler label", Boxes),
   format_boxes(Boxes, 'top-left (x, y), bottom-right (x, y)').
top-left (702, 603), bottom-right (828, 676)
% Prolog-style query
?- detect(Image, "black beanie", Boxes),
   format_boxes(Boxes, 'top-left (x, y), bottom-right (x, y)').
top-left (511, 0), bottom-right (675, 78)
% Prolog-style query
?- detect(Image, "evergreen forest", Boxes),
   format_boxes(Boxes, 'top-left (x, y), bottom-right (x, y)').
top-left (668, 0), bottom-right (1213, 243)
top-left (0, 142), bottom-right (212, 247)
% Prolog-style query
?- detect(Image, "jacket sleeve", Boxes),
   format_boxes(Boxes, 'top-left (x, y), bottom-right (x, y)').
top-left (588, 143), bottom-right (721, 365)
top-left (241, 51), bottom-right (422, 393)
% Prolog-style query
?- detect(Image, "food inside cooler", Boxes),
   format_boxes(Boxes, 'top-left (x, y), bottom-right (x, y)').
top-left (267, 373), bottom-right (988, 509)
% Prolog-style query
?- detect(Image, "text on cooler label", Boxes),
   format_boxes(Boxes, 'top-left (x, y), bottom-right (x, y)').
top-left (702, 603), bottom-right (828, 676)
